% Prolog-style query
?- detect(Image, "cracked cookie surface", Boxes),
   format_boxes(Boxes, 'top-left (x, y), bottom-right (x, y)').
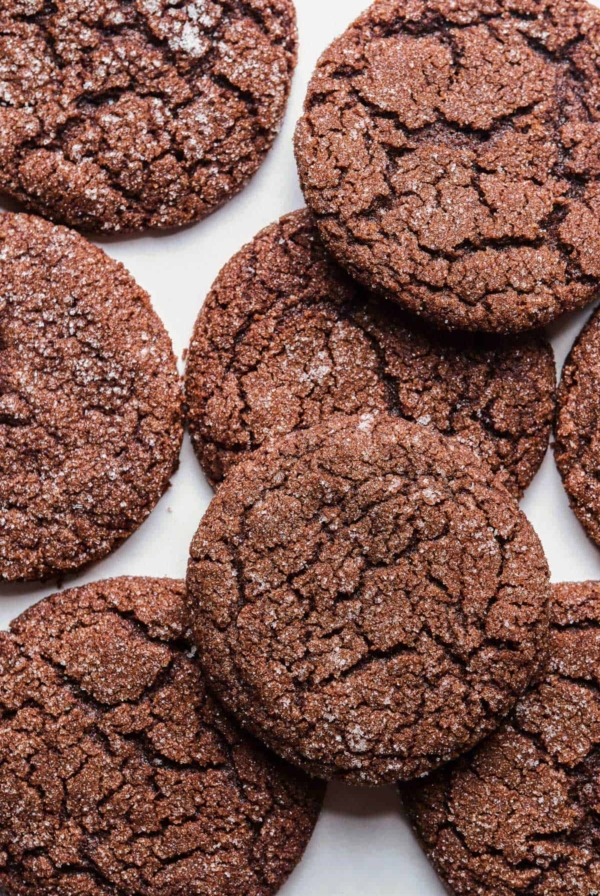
top-left (0, 213), bottom-right (183, 582)
top-left (0, 0), bottom-right (297, 233)
top-left (187, 413), bottom-right (550, 784)
top-left (555, 308), bottom-right (600, 549)
top-left (185, 209), bottom-right (555, 495)
top-left (402, 581), bottom-right (600, 896)
top-left (295, 0), bottom-right (600, 333)
top-left (0, 577), bottom-right (324, 896)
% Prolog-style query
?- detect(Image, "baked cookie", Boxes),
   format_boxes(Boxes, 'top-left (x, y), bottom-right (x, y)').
top-left (295, 0), bottom-right (600, 333)
top-left (403, 581), bottom-right (600, 896)
top-left (0, 577), bottom-right (324, 896)
top-left (555, 308), bottom-right (600, 548)
top-left (0, 213), bottom-right (182, 582)
top-left (185, 209), bottom-right (555, 494)
top-left (187, 414), bottom-right (550, 785)
top-left (0, 0), bottom-right (297, 233)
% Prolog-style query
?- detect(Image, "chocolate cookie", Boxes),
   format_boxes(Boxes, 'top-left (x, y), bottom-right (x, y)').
top-left (185, 209), bottom-right (555, 495)
top-left (0, 577), bottom-right (324, 896)
top-left (0, 1), bottom-right (297, 233)
top-left (0, 213), bottom-right (182, 581)
top-left (187, 413), bottom-right (550, 785)
top-left (403, 581), bottom-right (600, 896)
top-left (295, 0), bottom-right (600, 333)
top-left (555, 308), bottom-right (600, 548)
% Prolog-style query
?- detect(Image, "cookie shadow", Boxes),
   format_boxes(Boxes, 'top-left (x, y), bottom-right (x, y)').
top-left (324, 780), bottom-right (403, 819)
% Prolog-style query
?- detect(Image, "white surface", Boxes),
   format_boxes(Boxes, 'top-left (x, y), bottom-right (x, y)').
top-left (1, 2), bottom-right (600, 894)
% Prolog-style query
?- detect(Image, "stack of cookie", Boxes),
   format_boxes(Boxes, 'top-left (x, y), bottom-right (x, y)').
top-left (1, 0), bottom-right (600, 895)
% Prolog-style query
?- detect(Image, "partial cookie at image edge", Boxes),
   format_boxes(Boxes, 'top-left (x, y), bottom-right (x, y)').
top-left (401, 580), bottom-right (600, 896)
top-left (0, 576), bottom-right (325, 896)
top-left (0, 213), bottom-right (183, 582)
top-left (0, 0), bottom-right (298, 232)
top-left (555, 305), bottom-right (600, 549)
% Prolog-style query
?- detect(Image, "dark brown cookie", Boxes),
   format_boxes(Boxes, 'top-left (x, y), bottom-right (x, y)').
top-left (0, 0), bottom-right (297, 233)
top-left (402, 581), bottom-right (600, 896)
top-left (0, 213), bottom-right (183, 582)
top-left (187, 413), bottom-right (550, 785)
top-left (0, 577), bottom-right (324, 896)
top-left (555, 308), bottom-right (600, 548)
top-left (295, 0), bottom-right (600, 333)
top-left (185, 209), bottom-right (556, 495)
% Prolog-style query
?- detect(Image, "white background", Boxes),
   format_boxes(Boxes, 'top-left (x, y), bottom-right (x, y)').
top-left (2, 1), bottom-right (600, 893)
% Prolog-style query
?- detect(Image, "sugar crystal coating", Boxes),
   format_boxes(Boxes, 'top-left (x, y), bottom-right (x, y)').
top-left (0, 0), bottom-right (297, 232)
top-left (556, 308), bottom-right (600, 550)
top-left (187, 413), bottom-right (550, 785)
top-left (0, 213), bottom-right (182, 581)
top-left (185, 209), bottom-right (555, 494)
top-left (403, 581), bottom-right (600, 896)
top-left (0, 577), bottom-right (324, 896)
top-left (295, 0), bottom-right (600, 333)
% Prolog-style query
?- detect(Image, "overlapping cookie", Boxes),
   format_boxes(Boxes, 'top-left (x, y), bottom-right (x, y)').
top-left (0, 577), bottom-right (324, 896)
top-left (185, 210), bottom-right (555, 493)
top-left (403, 581), bottom-right (600, 896)
top-left (296, 0), bottom-right (600, 333)
top-left (187, 413), bottom-right (550, 785)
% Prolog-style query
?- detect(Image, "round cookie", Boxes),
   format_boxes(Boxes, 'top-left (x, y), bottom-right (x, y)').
top-left (185, 209), bottom-right (556, 495)
top-left (0, 213), bottom-right (183, 582)
top-left (555, 308), bottom-right (600, 548)
top-left (403, 581), bottom-right (600, 896)
top-left (0, 0), bottom-right (297, 233)
top-left (187, 413), bottom-right (550, 785)
top-left (0, 577), bottom-right (324, 896)
top-left (295, 0), bottom-right (600, 333)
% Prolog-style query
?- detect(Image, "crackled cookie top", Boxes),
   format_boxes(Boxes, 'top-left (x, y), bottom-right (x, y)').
top-left (556, 309), bottom-right (600, 549)
top-left (295, 0), bottom-right (600, 333)
top-left (0, 0), bottom-right (297, 232)
top-left (0, 577), bottom-right (324, 896)
top-left (403, 581), bottom-right (600, 896)
top-left (185, 209), bottom-right (555, 494)
top-left (0, 214), bottom-right (183, 582)
top-left (187, 414), bottom-right (550, 784)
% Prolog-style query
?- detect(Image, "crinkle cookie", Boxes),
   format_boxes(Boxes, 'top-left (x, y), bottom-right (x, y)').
top-left (185, 209), bottom-right (555, 494)
top-left (555, 307), bottom-right (600, 549)
top-left (0, 577), bottom-right (324, 896)
top-left (0, 213), bottom-right (183, 581)
top-left (187, 414), bottom-right (550, 784)
top-left (403, 581), bottom-right (600, 896)
top-left (0, 0), bottom-right (297, 232)
top-left (295, 0), bottom-right (600, 333)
